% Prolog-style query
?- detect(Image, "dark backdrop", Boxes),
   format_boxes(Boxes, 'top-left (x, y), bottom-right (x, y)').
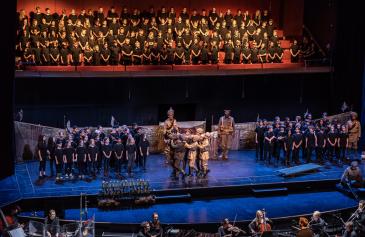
top-left (0, 1), bottom-right (15, 179)
top-left (15, 73), bottom-right (334, 129)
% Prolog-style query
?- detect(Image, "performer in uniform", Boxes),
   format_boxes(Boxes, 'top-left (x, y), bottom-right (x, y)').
top-left (218, 109), bottom-right (235, 160)
top-left (197, 130), bottom-right (210, 177)
top-left (163, 107), bottom-right (179, 176)
top-left (170, 134), bottom-right (186, 178)
top-left (341, 161), bottom-right (363, 188)
top-left (184, 135), bottom-right (199, 177)
top-left (347, 112), bottom-right (361, 160)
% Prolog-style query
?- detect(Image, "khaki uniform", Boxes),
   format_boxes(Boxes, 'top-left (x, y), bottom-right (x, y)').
top-left (184, 141), bottom-right (198, 171)
top-left (171, 139), bottom-right (186, 174)
top-left (218, 116), bottom-right (235, 159)
top-left (163, 118), bottom-right (178, 164)
top-left (198, 137), bottom-right (210, 173)
top-left (347, 120), bottom-right (361, 149)
top-left (341, 166), bottom-right (363, 187)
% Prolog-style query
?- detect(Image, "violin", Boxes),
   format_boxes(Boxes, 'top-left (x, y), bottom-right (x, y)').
top-left (227, 224), bottom-right (246, 235)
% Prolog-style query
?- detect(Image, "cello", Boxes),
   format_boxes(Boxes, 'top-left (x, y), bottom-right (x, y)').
top-left (258, 209), bottom-right (271, 236)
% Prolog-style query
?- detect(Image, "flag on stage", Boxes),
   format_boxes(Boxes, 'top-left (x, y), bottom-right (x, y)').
top-left (111, 116), bottom-right (115, 127)
top-left (341, 101), bottom-right (349, 112)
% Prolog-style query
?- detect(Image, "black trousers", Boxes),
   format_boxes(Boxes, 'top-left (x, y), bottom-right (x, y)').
top-left (316, 147), bottom-right (324, 163)
top-left (339, 147), bottom-right (347, 161)
top-left (65, 162), bottom-right (72, 175)
top-left (49, 158), bottom-right (55, 176)
top-left (292, 148), bottom-right (300, 164)
top-left (39, 160), bottom-right (46, 172)
top-left (285, 148), bottom-right (291, 164)
top-left (256, 139), bottom-right (264, 160)
top-left (306, 147), bottom-right (315, 163)
top-left (264, 143), bottom-right (273, 163)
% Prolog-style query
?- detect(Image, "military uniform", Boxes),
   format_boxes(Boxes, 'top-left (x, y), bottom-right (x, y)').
top-left (347, 114), bottom-right (361, 159)
top-left (198, 134), bottom-right (210, 176)
top-left (218, 112), bottom-right (235, 160)
top-left (163, 108), bottom-right (178, 174)
top-left (170, 138), bottom-right (186, 176)
top-left (184, 138), bottom-right (199, 176)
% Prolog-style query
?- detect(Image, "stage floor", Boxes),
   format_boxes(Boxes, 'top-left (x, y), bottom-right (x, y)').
top-left (0, 150), bottom-right (356, 207)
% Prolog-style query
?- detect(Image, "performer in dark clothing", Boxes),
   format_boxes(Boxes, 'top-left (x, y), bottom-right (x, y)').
top-left (292, 127), bottom-right (303, 164)
top-left (264, 126), bottom-right (275, 164)
top-left (113, 138), bottom-right (124, 176)
top-left (327, 126), bottom-right (337, 162)
top-left (76, 140), bottom-right (87, 179)
top-left (63, 141), bottom-right (75, 178)
top-left (316, 128), bottom-right (326, 164)
top-left (87, 139), bottom-right (99, 177)
top-left (338, 125), bottom-right (349, 163)
top-left (255, 120), bottom-right (265, 161)
top-left (102, 138), bottom-right (112, 177)
top-left (139, 134), bottom-right (150, 171)
top-left (284, 130), bottom-right (293, 166)
top-left (126, 136), bottom-right (137, 176)
top-left (54, 142), bottom-right (63, 181)
top-left (37, 135), bottom-right (48, 179)
top-left (306, 126), bottom-right (317, 163)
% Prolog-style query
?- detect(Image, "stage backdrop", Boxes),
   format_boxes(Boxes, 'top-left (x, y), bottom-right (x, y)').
top-left (16, 0), bottom-right (304, 37)
top-left (14, 112), bottom-right (352, 162)
top-left (14, 121), bottom-right (206, 162)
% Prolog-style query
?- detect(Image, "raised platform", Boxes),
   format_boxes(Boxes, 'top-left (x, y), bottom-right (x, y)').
top-left (15, 64), bottom-right (332, 79)
top-left (0, 150), bottom-right (352, 207)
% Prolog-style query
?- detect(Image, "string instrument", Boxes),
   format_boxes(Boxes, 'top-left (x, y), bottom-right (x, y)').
top-left (227, 224), bottom-right (246, 236)
top-left (258, 209), bottom-right (272, 234)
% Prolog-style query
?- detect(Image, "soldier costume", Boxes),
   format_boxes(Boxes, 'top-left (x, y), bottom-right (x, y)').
top-left (218, 110), bottom-right (235, 160)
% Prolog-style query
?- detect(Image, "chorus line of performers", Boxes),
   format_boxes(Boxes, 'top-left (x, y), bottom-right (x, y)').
top-left (254, 112), bottom-right (361, 166)
top-left (16, 5), bottom-right (317, 67)
top-left (36, 123), bottom-right (150, 180)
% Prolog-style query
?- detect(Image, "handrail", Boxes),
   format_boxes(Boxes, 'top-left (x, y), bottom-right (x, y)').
top-left (302, 24), bottom-right (327, 57)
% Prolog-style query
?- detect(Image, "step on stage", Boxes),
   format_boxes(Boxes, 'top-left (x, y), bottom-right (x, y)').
top-left (0, 150), bottom-right (353, 206)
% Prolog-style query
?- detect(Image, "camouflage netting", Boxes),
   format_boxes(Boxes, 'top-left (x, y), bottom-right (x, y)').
top-left (14, 121), bottom-right (206, 162)
top-left (15, 112), bottom-right (352, 162)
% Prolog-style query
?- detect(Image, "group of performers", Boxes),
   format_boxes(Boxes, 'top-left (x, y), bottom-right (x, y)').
top-left (36, 123), bottom-right (150, 180)
top-left (162, 107), bottom-right (236, 179)
top-left (254, 111), bottom-right (362, 166)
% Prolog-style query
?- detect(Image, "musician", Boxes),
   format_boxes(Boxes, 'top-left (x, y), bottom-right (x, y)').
top-left (352, 200), bottom-right (365, 234)
top-left (218, 218), bottom-right (245, 237)
top-left (45, 209), bottom-right (60, 237)
top-left (296, 217), bottom-right (314, 237)
top-left (218, 109), bottom-right (235, 160)
top-left (309, 211), bottom-right (328, 237)
top-left (137, 221), bottom-right (152, 237)
top-left (342, 222), bottom-right (358, 237)
top-left (341, 161), bottom-right (363, 188)
top-left (149, 212), bottom-right (163, 237)
top-left (248, 210), bottom-right (272, 235)
top-left (347, 112), bottom-right (361, 160)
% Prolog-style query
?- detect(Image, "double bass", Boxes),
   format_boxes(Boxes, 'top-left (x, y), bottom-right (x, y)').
top-left (258, 209), bottom-right (271, 236)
